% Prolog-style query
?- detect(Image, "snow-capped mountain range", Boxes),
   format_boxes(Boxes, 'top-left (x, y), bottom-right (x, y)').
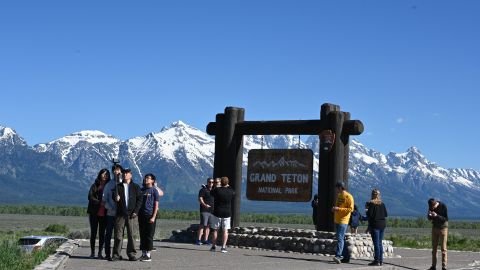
top-left (1, 122), bottom-right (479, 218)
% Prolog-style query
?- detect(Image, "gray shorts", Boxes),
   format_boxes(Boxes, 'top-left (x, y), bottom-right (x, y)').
top-left (211, 216), bottom-right (231, 230)
top-left (200, 212), bottom-right (214, 227)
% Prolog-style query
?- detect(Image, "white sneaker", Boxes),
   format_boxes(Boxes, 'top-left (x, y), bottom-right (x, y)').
top-left (333, 257), bottom-right (341, 264)
top-left (140, 255), bottom-right (151, 262)
top-left (221, 247), bottom-right (228, 253)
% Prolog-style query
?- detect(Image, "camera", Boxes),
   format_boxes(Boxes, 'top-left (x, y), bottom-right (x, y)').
top-left (112, 158), bottom-right (120, 165)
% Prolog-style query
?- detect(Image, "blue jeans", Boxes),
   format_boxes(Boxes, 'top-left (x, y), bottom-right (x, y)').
top-left (370, 227), bottom-right (385, 262)
top-left (335, 223), bottom-right (349, 259)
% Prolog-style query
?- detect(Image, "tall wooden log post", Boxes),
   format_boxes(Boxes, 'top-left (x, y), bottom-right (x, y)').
top-left (220, 107), bottom-right (244, 227)
top-left (342, 112), bottom-right (351, 190)
top-left (213, 113), bottom-right (225, 178)
top-left (316, 105), bottom-right (363, 231)
top-left (317, 104), bottom-right (339, 231)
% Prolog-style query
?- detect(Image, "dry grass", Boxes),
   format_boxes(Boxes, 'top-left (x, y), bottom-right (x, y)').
top-left (1, 214), bottom-right (479, 241)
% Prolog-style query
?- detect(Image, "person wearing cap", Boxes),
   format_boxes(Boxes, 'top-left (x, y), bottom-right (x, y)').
top-left (427, 198), bottom-right (449, 270)
top-left (103, 164), bottom-right (123, 261)
top-left (138, 173), bottom-right (161, 262)
top-left (332, 182), bottom-right (354, 264)
top-left (365, 189), bottom-right (388, 266)
top-left (112, 168), bottom-right (142, 262)
top-left (196, 177), bottom-right (215, 245)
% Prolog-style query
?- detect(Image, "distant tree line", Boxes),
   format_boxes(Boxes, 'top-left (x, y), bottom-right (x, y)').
top-left (0, 205), bottom-right (478, 229)
top-left (0, 205), bottom-right (86, 216)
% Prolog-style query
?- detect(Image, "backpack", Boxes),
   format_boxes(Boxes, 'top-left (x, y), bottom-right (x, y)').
top-left (350, 210), bottom-right (360, 228)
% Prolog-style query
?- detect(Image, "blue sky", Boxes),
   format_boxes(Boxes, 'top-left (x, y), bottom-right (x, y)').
top-left (0, 1), bottom-right (479, 170)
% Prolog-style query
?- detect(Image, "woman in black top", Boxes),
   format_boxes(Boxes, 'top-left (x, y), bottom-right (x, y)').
top-left (366, 189), bottom-right (388, 266)
top-left (87, 168), bottom-right (110, 258)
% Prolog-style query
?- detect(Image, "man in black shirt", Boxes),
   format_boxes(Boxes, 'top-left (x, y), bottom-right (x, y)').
top-left (427, 198), bottom-right (449, 270)
top-left (196, 178), bottom-right (215, 245)
top-left (210, 176), bottom-right (235, 253)
top-left (112, 169), bottom-right (142, 261)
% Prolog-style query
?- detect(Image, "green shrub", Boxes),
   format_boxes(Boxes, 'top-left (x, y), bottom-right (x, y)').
top-left (68, 230), bottom-right (90, 239)
top-left (0, 239), bottom-right (56, 270)
top-left (45, 224), bottom-right (69, 234)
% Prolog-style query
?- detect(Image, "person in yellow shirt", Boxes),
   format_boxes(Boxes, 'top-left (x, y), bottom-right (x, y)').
top-left (332, 182), bottom-right (354, 264)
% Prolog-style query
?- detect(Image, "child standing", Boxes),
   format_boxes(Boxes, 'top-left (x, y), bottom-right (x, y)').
top-left (349, 204), bottom-right (361, 234)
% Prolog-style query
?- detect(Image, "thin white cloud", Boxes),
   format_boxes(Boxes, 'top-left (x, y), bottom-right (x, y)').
top-left (396, 117), bottom-right (407, 124)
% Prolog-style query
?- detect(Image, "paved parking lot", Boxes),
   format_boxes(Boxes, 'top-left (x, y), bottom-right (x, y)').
top-left (61, 240), bottom-right (480, 270)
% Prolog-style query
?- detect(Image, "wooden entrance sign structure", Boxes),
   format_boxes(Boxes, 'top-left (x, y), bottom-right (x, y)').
top-left (206, 103), bottom-right (363, 232)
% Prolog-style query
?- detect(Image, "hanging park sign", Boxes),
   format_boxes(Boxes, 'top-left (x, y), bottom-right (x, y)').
top-left (246, 149), bottom-right (314, 202)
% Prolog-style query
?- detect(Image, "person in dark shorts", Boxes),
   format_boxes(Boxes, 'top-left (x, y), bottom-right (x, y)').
top-left (427, 198), bottom-right (448, 270)
top-left (210, 176), bottom-right (235, 253)
top-left (196, 177), bottom-right (215, 245)
top-left (138, 173), bottom-right (160, 262)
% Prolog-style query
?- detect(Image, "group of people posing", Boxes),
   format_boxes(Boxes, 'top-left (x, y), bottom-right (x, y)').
top-left (195, 177), bottom-right (236, 253)
top-left (88, 167), bottom-right (449, 269)
top-left (329, 182), bottom-right (449, 270)
top-left (87, 164), bottom-right (164, 262)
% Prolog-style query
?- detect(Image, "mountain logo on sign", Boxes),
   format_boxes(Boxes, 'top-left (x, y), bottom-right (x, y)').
top-left (252, 157), bottom-right (306, 169)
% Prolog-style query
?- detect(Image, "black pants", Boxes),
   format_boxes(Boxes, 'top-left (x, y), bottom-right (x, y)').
top-left (89, 215), bottom-right (107, 254)
top-left (139, 215), bottom-right (156, 251)
top-left (113, 215), bottom-right (137, 259)
top-left (104, 215), bottom-right (115, 257)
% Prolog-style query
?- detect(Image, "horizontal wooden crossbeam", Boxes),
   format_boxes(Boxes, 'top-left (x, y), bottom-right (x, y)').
top-left (206, 119), bottom-right (363, 136)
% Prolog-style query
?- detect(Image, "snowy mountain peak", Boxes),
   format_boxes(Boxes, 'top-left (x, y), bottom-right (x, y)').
top-left (402, 146), bottom-right (429, 166)
top-left (406, 146), bottom-right (423, 156)
top-left (161, 120), bottom-right (191, 132)
top-left (54, 130), bottom-right (119, 146)
top-left (0, 126), bottom-right (17, 139)
top-left (0, 126), bottom-right (27, 147)
top-left (33, 130), bottom-right (120, 163)
top-left (170, 120), bottom-right (188, 127)
top-left (350, 140), bottom-right (368, 152)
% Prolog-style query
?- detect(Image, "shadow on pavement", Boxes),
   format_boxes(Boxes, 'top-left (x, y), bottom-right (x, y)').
top-left (68, 255), bottom-right (100, 260)
top-left (380, 262), bottom-right (420, 270)
top-left (160, 245), bottom-right (215, 253)
top-left (244, 254), bottom-right (422, 269)
top-left (243, 254), bottom-right (337, 265)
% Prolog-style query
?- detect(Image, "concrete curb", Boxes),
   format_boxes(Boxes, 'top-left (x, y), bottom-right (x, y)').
top-left (34, 239), bottom-right (80, 270)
